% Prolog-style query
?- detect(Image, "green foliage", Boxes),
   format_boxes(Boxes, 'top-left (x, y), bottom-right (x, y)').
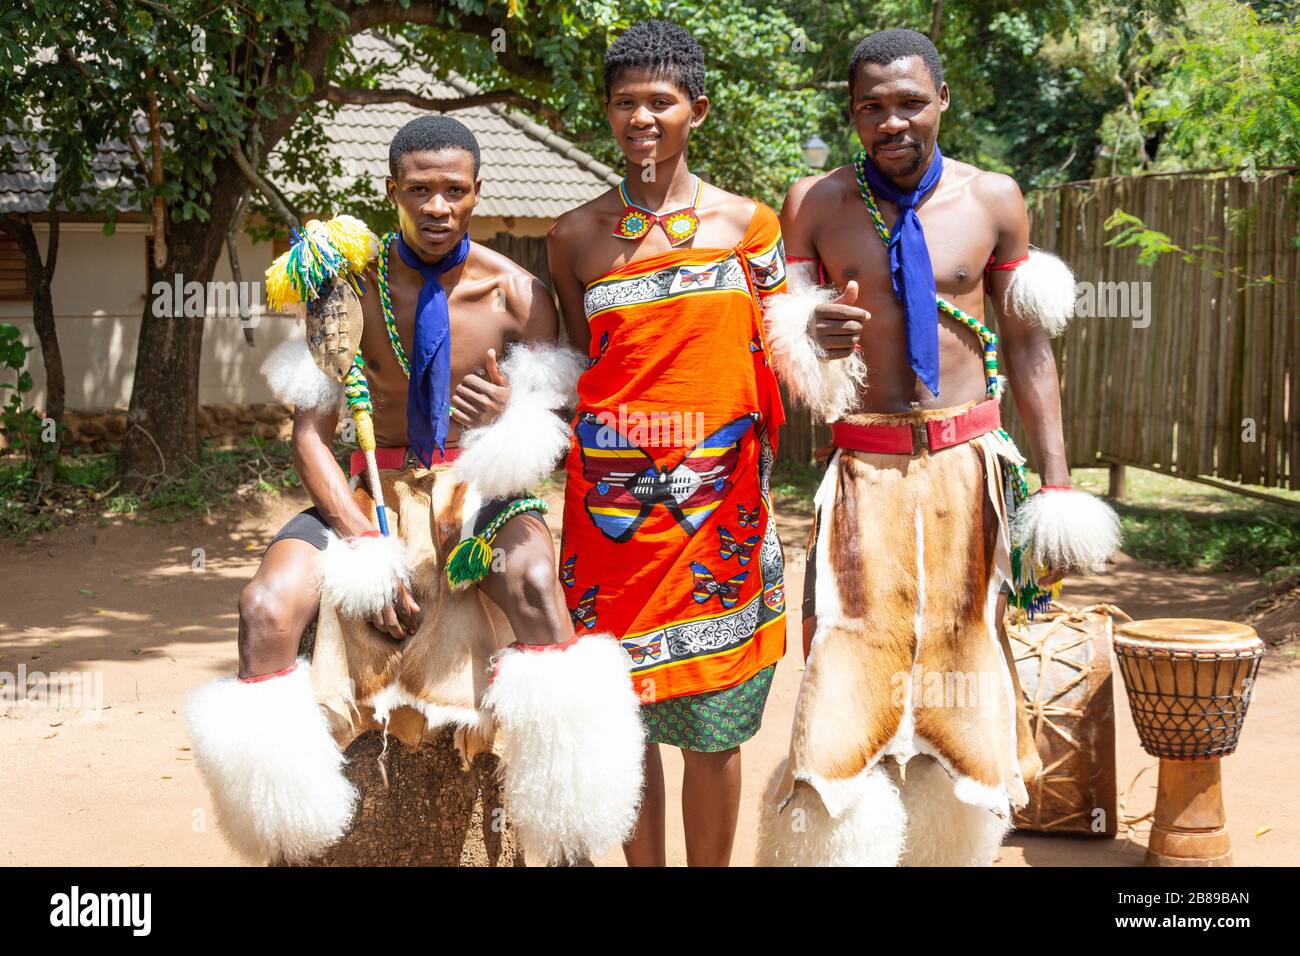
top-left (1116, 506), bottom-right (1300, 575)
top-left (1104, 209), bottom-right (1183, 265)
top-left (0, 438), bottom-right (303, 541)
top-left (1129, 0), bottom-right (1300, 173)
top-left (1066, 466), bottom-right (1300, 577)
top-left (0, 322), bottom-right (44, 466)
top-left (770, 459), bottom-right (822, 502)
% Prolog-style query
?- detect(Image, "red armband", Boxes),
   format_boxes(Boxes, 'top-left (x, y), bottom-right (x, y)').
top-left (983, 252), bottom-right (1030, 294)
top-left (787, 255), bottom-right (828, 285)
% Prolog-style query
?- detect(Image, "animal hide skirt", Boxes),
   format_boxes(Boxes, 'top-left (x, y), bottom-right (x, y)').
top-left (759, 408), bottom-right (1042, 866)
top-left (310, 466), bottom-right (520, 761)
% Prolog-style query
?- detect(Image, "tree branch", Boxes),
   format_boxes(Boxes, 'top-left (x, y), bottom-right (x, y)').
top-left (148, 79), bottom-right (167, 269)
top-left (59, 50), bottom-right (150, 177)
top-left (347, 1), bottom-right (551, 83)
top-left (157, 68), bottom-right (300, 232)
top-left (230, 139), bottom-right (302, 233)
top-left (44, 210), bottom-right (59, 280)
top-left (321, 84), bottom-right (560, 126)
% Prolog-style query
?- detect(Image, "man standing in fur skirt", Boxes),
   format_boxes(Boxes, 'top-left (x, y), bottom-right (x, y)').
top-left (758, 29), bottom-right (1120, 866)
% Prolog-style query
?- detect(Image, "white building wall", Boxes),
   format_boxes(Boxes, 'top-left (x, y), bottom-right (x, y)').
top-left (0, 216), bottom-right (548, 411)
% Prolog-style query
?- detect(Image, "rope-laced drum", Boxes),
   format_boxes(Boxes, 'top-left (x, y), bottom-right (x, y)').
top-left (1008, 603), bottom-right (1127, 836)
top-left (1113, 619), bottom-right (1263, 760)
top-left (1112, 618), bottom-right (1264, 866)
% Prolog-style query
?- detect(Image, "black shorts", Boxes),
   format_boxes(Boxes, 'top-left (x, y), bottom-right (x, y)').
top-left (267, 495), bottom-right (544, 553)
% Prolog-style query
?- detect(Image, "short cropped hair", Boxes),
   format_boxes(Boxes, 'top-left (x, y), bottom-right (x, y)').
top-left (848, 28), bottom-right (944, 93)
top-left (388, 115), bottom-right (481, 179)
top-left (604, 20), bottom-right (705, 101)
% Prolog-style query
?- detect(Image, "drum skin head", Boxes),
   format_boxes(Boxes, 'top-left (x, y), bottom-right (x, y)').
top-left (305, 278), bottom-right (364, 383)
top-left (1117, 618), bottom-right (1261, 650)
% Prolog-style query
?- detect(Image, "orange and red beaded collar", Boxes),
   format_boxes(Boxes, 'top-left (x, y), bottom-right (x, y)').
top-left (613, 176), bottom-right (702, 247)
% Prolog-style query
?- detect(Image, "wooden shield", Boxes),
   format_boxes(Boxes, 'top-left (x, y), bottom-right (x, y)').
top-left (305, 278), bottom-right (364, 382)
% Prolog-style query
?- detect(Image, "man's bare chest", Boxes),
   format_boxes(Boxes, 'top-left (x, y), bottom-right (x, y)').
top-left (819, 193), bottom-right (998, 307)
top-left (359, 279), bottom-right (513, 377)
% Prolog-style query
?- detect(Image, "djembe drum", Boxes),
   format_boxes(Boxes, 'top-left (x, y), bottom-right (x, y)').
top-left (1113, 619), bottom-right (1264, 867)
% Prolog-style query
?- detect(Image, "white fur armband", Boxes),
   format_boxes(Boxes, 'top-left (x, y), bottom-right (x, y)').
top-left (1011, 488), bottom-right (1121, 573)
top-left (185, 661), bottom-right (357, 864)
top-left (261, 337), bottom-right (342, 410)
top-left (317, 531), bottom-right (410, 619)
top-left (763, 287), bottom-right (867, 422)
top-left (1006, 249), bottom-right (1076, 337)
top-left (483, 634), bottom-right (646, 865)
top-left (451, 344), bottom-right (585, 499)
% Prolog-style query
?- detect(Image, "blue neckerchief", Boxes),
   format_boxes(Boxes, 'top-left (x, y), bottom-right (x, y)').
top-left (860, 145), bottom-right (945, 396)
top-left (394, 231), bottom-right (470, 466)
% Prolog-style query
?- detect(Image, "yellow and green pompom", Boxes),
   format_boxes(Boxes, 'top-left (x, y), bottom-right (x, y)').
top-left (264, 215), bottom-right (380, 310)
top-left (445, 535), bottom-right (496, 590)
top-left (324, 215), bottom-right (380, 274)
top-left (265, 251), bottom-right (297, 312)
top-left (445, 497), bottom-right (549, 590)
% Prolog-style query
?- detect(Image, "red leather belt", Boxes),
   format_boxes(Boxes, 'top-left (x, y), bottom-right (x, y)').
top-left (831, 399), bottom-right (1002, 456)
top-left (349, 445), bottom-right (461, 477)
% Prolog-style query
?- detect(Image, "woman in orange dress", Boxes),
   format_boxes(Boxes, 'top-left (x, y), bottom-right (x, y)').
top-left (548, 20), bottom-right (788, 866)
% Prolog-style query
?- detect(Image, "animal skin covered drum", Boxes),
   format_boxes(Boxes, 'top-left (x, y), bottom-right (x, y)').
top-left (1113, 619), bottom-right (1263, 760)
top-left (1113, 618), bottom-right (1264, 867)
top-left (1008, 603), bottom-right (1125, 836)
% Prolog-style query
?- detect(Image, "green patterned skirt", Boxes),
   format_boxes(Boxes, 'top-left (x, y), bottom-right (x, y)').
top-left (640, 664), bottom-right (777, 753)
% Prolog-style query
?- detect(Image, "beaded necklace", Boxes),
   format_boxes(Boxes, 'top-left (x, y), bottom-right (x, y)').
top-left (851, 151), bottom-right (1003, 399)
top-left (375, 231), bottom-right (411, 377)
top-left (612, 176), bottom-right (702, 246)
top-left (341, 230), bottom-right (406, 419)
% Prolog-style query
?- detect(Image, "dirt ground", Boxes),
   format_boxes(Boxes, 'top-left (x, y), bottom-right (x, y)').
top-left (1, 486), bottom-right (1296, 867)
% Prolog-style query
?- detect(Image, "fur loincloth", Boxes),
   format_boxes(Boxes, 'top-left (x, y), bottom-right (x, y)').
top-left (310, 466), bottom-right (515, 762)
top-left (774, 414), bottom-right (1040, 823)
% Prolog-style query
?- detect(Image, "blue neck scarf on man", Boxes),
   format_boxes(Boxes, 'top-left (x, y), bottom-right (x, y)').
top-left (859, 144), bottom-right (945, 396)
top-left (394, 231), bottom-right (470, 466)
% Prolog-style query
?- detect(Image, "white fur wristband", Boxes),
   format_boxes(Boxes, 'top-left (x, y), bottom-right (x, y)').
top-left (451, 344), bottom-right (585, 498)
top-left (763, 287), bottom-right (867, 422)
top-left (1011, 488), bottom-right (1121, 573)
top-left (317, 531), bottom-right (410, 619)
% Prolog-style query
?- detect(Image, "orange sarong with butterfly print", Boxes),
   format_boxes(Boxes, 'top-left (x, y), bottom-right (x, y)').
top-left (560, 203), bottom-right (789, 704)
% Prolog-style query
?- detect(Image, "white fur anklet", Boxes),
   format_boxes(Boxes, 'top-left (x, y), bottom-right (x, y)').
top-left (483, 634), bottom-right (645, 865)
top-left (186, 660), bottom-right (357, 864)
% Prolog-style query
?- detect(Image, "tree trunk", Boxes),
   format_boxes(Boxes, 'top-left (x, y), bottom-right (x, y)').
top-left (288, 729), bottom-right (524, 867)
top-left (1, 212), bottom-right (63, 485)
top-left (117, 171), bottom-right (246, 488)
top-left (115, 20), bottom-right (359, 488)
top-left (286, 620), bottom-right (524, 867)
